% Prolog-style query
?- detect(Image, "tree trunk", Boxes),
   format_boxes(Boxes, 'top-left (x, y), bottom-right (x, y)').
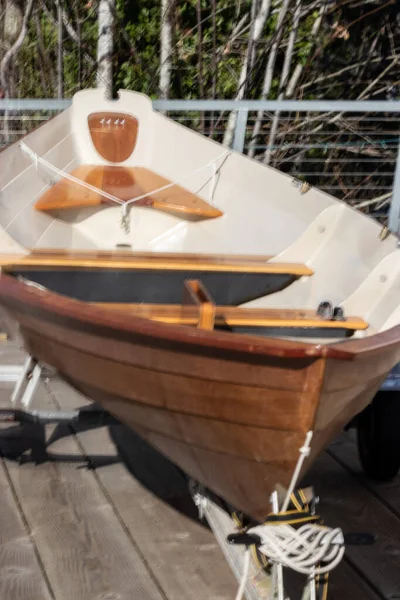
top-left (223, 0), bottom-right (272, 148)
top-left (249, 0), bottom-right (272, 73)
top-left (0, 0), bottom-right (34, 96)
top-left (264, 0), bottom-right (302, 164)
top-left (159, 0), bottom-right (172, 99)
top-left (0, 0), bottom-right (33, 145)
top-left (3, 0), bottom-right (23, 46)
top-left (96, 0), bottom-right (115, 99)
top-left (285, 3), bottom-right (325, 98)
top-left (57, 0), bottom-right (63, 99)
top-left (35, 9), bottom-right (51, 95)
top-left (209, 0), bottom-right (217, 137)
top-left (247, 0), bottom-right (291, 158)
top-left (196, 0), bottom-right (205, 133)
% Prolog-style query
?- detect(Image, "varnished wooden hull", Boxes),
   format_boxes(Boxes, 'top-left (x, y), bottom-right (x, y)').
top-left (2, 274), bottom-right (400, 521)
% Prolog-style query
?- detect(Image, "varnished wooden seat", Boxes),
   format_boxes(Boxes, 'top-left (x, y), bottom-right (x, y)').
top-left (34, 165), bottom-right (223, 220)
top-left (0, 251), bottom-right (313, 276)
top-left (91, 279), bottom-right (368, 333)
top-left (93, 301), bottom-right (368, 332)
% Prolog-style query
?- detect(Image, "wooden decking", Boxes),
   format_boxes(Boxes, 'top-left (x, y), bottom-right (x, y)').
top-left (0, 343), bottom-right (399, 600)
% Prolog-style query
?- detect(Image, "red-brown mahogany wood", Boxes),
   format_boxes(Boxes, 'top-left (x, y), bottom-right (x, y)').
top-left (88, 112), bottom-right (139, 162)
top-left (1, 273), bottom-right (400, 520)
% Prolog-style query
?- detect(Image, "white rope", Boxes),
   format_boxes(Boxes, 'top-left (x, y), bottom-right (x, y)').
top-left (271, 491), bottom-right (285, 600)
top-left (209, 158), bottom-right (218, 205)
top-left (247, 523), bottom-right (344, 576)
top-left (234, 430), bottom-right (345, 600)
top-left (281, 431), bottom-right (313, 513)
top-left (234, 549), bottom-right (251, 600)
top-left (19, 140), bottom-right (231, 209)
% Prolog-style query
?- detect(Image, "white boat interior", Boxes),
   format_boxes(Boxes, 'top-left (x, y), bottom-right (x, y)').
top-left (0, 88), bottom-right (399, 341)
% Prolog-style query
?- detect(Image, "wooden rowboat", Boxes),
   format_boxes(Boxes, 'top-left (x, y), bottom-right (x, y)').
top-left (0, 89), bottom-right (400, 520)
top-left (0, 246), bottom-right (400, 521)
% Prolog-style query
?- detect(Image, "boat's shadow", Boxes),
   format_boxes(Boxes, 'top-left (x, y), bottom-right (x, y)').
top-left (0, 407), bottom-right (202, 525)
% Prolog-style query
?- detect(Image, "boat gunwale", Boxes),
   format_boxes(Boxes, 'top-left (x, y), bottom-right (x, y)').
top-left (1, 272), bottom-right (399, 362)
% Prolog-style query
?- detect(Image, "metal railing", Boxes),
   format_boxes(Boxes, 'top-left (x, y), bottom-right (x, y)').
top-left (1, 98), bottom-right (400, 234)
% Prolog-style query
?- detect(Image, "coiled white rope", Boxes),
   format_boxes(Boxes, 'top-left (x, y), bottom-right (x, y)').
top-left (248, 523), bottom-right (344, 576)
top-left (234, 431), bottom-right (345, 600)
top-left (18, 140), bottom-right (231, 209)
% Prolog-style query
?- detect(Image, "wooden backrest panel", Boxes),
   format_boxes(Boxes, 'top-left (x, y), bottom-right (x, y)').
top-left (88, 113), bottom-right (138, 162)
top-left (183, 279), bottom-right (216, 330)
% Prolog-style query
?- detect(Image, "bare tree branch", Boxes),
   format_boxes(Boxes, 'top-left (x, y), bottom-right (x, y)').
top-left (286, 3), bottom-right (326, 97)
top-left (0, 0), bottom-right (34, 95)
top-left (265, 0), bottom-right (302, 164)
top-left (96, 0), bottom-right (115, 98)
top-left (160, 0), bottom-right (172, 99)
top-left (223, 0), bottom-right (272, 147)
top-left (248, 0), bottom-right (291, 158)
top-left (57, 0), bottom-right (63, 99)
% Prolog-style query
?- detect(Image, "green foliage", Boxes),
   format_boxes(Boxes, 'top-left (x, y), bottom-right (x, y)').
top-left (2, 0), bottom-right (397, 209)
top-left (4, 0), bottom-right (398, 106)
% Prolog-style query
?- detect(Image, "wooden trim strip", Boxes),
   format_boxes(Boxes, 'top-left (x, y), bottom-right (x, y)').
top-left (0, 252), bottom-right (313, 276)
top-left (0, 274), bottom-right (355, 360)
top-left (92, 302), bottom-right (369, 331)
top-left (28, 249), bottom-right (275, 261)
top-left (330, 324), bottom-right (400, 358)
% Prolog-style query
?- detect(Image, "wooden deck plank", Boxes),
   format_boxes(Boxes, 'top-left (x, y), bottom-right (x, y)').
top-left (1, 382), bottom-right (168, 600)
top-left (46, 378), bottom-right (237, 600)
top-left (0, 341), bottom-right (394, 600)
top-left (285, 565), bottom-right (381, 600)
top-left (0, 339), bottom-right (26, 366)
top-left (47, 379), bottom-right (385, 600)
top-left (328, 430), bottom-right (400, 516)
top-left (0, 424), bottom-right (53, 600)
top-left (305, 447), bottom-right (400, 599)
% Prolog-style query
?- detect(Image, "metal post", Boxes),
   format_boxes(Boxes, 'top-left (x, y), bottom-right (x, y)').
top-left (389, 138), bottom-right (400, 236)
top-left (232, 108), bottom-right (249, 154)
top-left (11, 356), bottom-right (35, 403)
top-left (21, 363), bottom-right (42, 408)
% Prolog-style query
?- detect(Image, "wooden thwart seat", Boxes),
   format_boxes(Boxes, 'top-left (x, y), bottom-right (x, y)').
top-left (0, 251), bottom-right (313, 276)
top-left (34, 165), bottom-right (223, 220)
top-left (93, 279), bottom-right (368, 332)
top-left (94, 302), bottom-right (368, 331)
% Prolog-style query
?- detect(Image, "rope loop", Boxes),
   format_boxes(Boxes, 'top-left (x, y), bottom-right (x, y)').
top-left (18, 141), bottom-right (232, 233)
top-left (232, 488), bottom-right (344, 600)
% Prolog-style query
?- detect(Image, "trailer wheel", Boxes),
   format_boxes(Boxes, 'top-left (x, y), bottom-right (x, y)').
top-left (357, 391), bottom-right (400, 481)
